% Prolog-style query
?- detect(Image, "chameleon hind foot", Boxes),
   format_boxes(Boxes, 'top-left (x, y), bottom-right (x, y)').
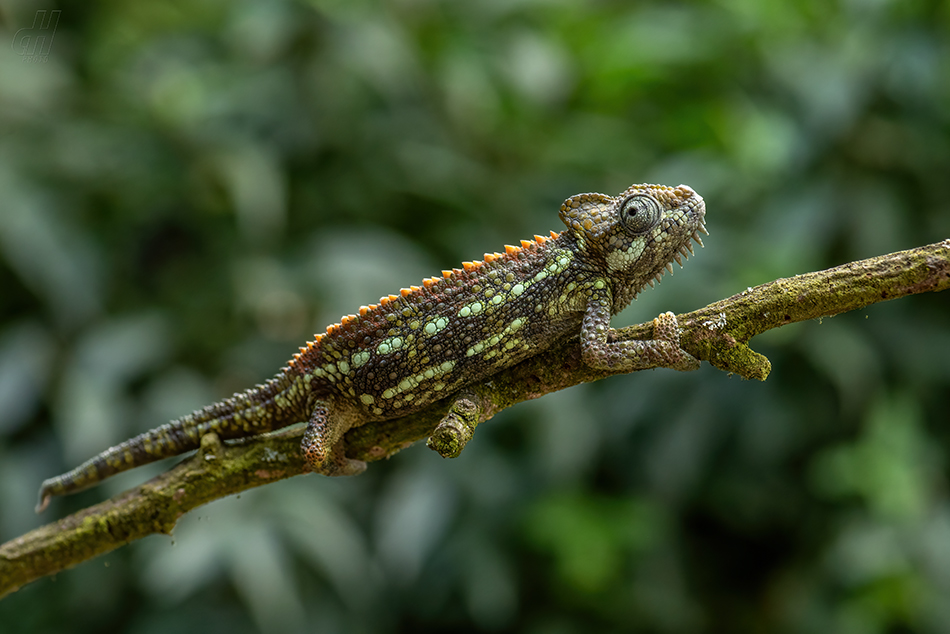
top-left (301, 404), bottom-right (366, 476)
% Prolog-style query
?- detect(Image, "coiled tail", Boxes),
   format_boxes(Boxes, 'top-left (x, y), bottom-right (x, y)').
top-left (36, 370), bottom-right (310, 512)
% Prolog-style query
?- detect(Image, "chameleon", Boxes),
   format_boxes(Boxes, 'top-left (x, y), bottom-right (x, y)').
top-left (37, 182), bottom-right (707, 512)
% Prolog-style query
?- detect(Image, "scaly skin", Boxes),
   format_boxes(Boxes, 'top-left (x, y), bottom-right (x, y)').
top-left (37, 182), bottom-right (707, 512)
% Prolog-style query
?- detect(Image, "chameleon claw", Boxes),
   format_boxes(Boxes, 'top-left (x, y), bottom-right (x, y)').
top-left (652, 311), bottom-right (700, 372)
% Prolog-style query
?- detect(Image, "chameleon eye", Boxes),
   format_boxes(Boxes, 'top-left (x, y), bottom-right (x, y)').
top-left (619, 194), bottom-right (660, 235)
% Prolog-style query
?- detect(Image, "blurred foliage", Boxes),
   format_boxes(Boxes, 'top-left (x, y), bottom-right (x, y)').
top-left (1, 0), bottom-right (949, 632)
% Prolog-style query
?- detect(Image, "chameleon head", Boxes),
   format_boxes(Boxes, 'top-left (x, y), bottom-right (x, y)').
top-left (559, 183), bottom-right (707, 311)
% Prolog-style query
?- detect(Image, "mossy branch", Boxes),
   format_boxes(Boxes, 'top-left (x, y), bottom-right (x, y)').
top-left (2, 239), bottom-right (948, 598)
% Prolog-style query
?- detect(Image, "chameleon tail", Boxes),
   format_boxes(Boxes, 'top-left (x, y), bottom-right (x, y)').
top-left (36, 369), bottom-right (310, 512)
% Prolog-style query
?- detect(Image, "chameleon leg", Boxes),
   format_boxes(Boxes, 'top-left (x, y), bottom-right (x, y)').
top-left (582, 296), bottom-right (699, 372)
top-left (301, 404), bottom-right (366, 476)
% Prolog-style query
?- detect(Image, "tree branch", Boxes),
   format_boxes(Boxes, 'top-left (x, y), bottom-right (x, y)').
top-left (2, 239), bottom-right (948, 597)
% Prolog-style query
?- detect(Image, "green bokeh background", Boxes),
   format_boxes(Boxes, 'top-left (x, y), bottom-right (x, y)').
top-left (2, 0), bottom-right (949, 632)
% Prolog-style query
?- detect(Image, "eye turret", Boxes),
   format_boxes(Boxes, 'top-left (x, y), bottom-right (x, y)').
top-left (619, 194), bottom-right (661, 235)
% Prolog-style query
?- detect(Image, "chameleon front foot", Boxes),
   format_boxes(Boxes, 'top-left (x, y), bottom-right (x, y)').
top-left (582, 304), bottom-right (700, 373)
top-left (427, 393), bottom-right (486, 458)
top-left (651, 311), bottom-right (700, 372)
